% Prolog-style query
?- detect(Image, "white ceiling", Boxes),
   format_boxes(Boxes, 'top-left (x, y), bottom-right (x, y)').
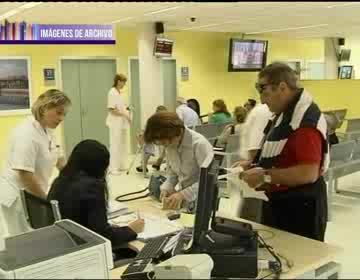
top-left (1, 2), bottom-right (360, 38)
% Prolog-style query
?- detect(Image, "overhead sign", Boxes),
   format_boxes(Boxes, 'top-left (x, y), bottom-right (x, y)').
top-left (0, 21), bottom-right (115, 44)
top-left (43, 68), bottom-right (55, 81)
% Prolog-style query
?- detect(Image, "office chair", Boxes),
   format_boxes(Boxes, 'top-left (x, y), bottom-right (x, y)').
top-left (20, 190), bottom-right (136, 268)
top-left (20, 190), bottom-right (61, 229)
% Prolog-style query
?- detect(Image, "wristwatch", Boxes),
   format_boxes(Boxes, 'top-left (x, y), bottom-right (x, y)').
top-left (263, 170), bottom-right (272, 184)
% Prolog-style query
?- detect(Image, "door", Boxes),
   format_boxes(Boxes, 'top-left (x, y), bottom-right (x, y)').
top-left (129, 58), bottom-right (141, 154)
top-left (62, 59), bottom-right (116, 156)
top-left (128, 58), bottom-right (177, 153)
top-left (162, 59), bottom-right (177, 112)
top-left (61, 60), bottom-right (82, 156)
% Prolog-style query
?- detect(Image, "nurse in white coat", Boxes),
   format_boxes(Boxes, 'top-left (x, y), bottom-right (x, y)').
top-left (0, 89), bottom-right (71, 237)
top-left (106, 74), bottom-right (131, 175)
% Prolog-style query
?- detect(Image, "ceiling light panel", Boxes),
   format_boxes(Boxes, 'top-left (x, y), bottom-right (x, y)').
top-left (0, 2), bottom-right (27, 15)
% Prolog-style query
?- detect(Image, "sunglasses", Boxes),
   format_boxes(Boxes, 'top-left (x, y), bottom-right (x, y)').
top-left (255, 82), bottom-right (273, 94)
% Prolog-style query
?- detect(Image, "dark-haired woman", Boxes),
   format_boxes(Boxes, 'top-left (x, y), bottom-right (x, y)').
top-left (48, 140), bottom-right (144, 253)
top-left (187, 98), bottom-right (201, 118)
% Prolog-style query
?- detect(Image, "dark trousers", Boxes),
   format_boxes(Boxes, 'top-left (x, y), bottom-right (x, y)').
top-left (262, 178), bottom-right (328, 242)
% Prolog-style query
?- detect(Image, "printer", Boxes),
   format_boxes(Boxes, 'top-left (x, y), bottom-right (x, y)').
top-left (154, 254), bottom-right (213, 279)
top-left (0, 220), bottom-right (113, 279)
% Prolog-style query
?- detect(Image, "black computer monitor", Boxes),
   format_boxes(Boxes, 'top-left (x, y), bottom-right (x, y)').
top-left (192, 154), bottom-right (222, 246)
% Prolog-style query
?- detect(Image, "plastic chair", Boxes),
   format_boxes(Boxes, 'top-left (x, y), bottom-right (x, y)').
top-left (329, 140), bottom-right (355, 167)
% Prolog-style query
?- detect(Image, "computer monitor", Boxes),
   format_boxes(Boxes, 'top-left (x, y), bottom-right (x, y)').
top-left (228, 38), bottom-right (268, 72)
top-left (192, 154), bottom-right (222, 246)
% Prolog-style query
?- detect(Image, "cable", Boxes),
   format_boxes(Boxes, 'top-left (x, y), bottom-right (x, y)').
top-left (115, 187), bottom-right (150, 202)
top-left (276, 252), bottom-right (294, 273)
top-left (147, 271), bottom-right (155, 280)
top-left (256, 229), bottom-right (275, 241)
top-left (257, 233), bottom-right (294, 275)
top-left (257, 232), bottom-right (282, 278)
top-left (260, 271), bottom-right (275, 279)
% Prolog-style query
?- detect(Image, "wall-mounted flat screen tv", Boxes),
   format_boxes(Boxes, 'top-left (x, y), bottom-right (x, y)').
top-left (228, 39), bottom-right (268, 71)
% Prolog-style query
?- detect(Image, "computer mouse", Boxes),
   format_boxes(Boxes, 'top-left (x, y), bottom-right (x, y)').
top-left (166, 212), bottom-right (181, 221)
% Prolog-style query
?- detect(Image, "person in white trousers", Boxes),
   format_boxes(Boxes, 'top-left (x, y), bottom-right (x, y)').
top-left (106, 73), bottom-right (131, 175)
top-left (0, 89), bottom-right (71, 237)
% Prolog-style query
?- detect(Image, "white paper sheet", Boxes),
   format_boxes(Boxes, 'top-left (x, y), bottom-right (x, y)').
top-left (112, 212), bottom-right (183, 241)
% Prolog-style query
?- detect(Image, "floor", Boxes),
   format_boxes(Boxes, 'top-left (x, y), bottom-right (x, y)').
top-left (106, 156), bottom-right (360, 279)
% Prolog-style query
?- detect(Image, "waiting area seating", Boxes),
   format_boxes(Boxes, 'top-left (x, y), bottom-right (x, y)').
top-left (325, 140), bottom-right (360, 220)
top-left (194, 122), bottom-right (233, 140)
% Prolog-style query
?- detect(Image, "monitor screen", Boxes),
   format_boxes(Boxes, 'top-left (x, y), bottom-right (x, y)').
top-left (192, 154), bottom-right (221, 246)
top-left (154, 37), bottom-right (173, 57)
top-left (228, 39), bottom-right (268, 72)
top-left (339, 65), bottom-right (353, 79)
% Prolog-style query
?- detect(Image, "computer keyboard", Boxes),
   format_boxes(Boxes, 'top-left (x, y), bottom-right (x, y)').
top-left (135, 235), bottom-right (169, 260)
top-left (121, 236), bottom-right (169, 279)
top-left (121, 258), bottom-right (153, 279)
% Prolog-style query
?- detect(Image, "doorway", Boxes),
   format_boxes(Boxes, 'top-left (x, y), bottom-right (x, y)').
top-left (128, 58), bottom-right (177, 153)
top-left (60, 58), bottom-right (116, 156)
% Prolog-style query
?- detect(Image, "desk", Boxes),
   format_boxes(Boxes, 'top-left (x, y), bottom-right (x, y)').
top-left (110, 197), bottom-right (343, 279)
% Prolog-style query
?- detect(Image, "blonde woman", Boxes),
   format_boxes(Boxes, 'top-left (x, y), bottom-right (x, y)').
top-left (0, 89), bottom-right (71, 237)
top-left (217, 106), bottom-right (248, 146)
top-left (106, 74), bottom-right (131, 175)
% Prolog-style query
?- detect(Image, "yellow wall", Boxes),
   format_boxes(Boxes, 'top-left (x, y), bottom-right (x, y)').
top-left (0, 27), bottom-right (326, 167)
top-left (302, 79), bottom-right (360, 131)
top-left (169, 31), bottom-right (325, 114)
top-left (0, 27), bottom-right (138, 166)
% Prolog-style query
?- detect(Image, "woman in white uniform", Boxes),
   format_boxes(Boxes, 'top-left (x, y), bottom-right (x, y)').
top-left (0, 89), bottom-right (71, 237)
top-left (106, 74), bottom-right (131, 175)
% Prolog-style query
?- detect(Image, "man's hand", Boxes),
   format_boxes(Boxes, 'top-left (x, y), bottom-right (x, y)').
top-left (241, 167), bottom-right (265, 189)
top-left (160, 190), bottom-right (170, 202)
top-left (163, 192), bottom-right (184, 210)
top-left (232, 160), bottom-right (253, 170)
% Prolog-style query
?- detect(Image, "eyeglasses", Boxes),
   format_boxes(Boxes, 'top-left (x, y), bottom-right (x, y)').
top-left (255, 82), bottom-right (272, 94)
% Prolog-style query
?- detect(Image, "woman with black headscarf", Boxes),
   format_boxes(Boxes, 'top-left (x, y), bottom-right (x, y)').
top-left (48, 139), bottom-right (144, 253)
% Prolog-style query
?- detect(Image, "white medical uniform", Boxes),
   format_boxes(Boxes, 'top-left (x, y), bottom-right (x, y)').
top-left (176, 104), bottom-right (201, 128)
top-left (240, 104), bottom-right (273, 160)
top-left (106, 87), bottom-right (129, 171)
top-left (0, 116), bottom-right (59, 237)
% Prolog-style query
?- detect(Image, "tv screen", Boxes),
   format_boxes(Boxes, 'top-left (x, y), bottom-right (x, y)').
top-left (154, 37), bottom-right (173, 57)
top-left (228, 39), bottom-right (268, 72)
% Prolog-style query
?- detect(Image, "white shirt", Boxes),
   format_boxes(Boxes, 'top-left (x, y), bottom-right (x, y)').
top-left (240, 104), bottom-right (273, 160)
top-left (106, 87), bottom-right (129, 129)
top-left (176, 104), bottom-right (201, 128)
top-left (160, 127), bottom-right (214, 202)
top-left (0, 116), bottom-right (59, 207)
top-left (217, 123), bottom-right (244, 146)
